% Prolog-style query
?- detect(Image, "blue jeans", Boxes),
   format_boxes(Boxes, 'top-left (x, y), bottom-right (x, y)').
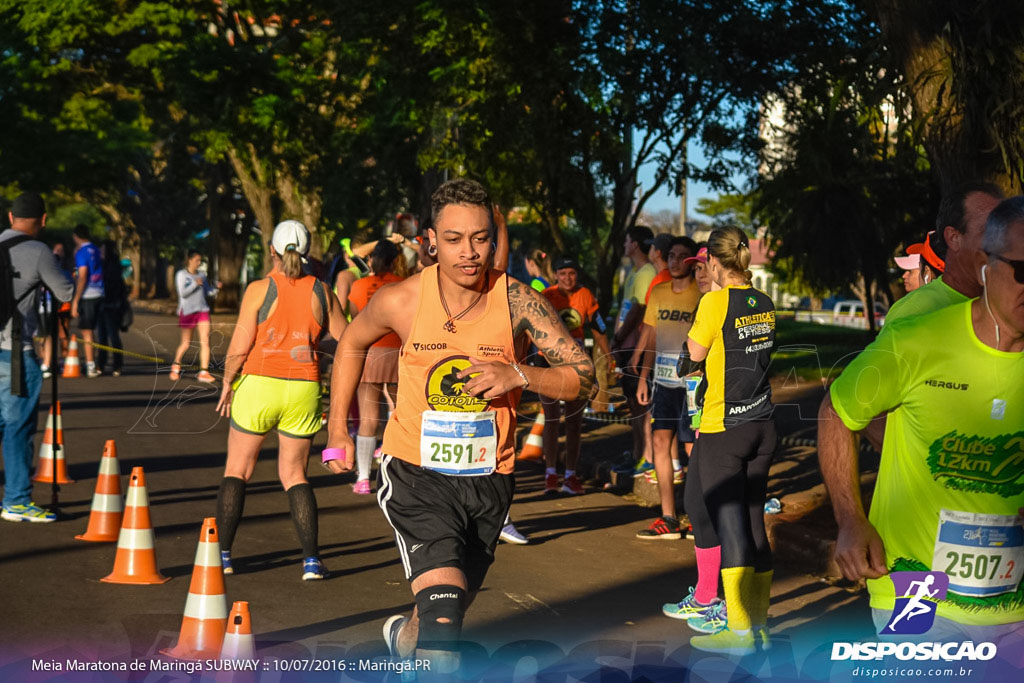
top-left (0, 349), bottom-right (43, 507)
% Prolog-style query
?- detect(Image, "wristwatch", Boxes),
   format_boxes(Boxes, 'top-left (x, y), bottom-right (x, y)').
top-left (509, 362), bottom-right (530, 389)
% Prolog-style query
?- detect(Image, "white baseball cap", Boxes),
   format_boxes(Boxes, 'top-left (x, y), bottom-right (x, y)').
top-left (272, 220), bottom-right (310, 258)
top-left (894, 253), bottom-right (920, 271)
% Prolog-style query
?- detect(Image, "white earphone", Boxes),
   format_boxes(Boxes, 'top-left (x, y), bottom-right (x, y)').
top-left (980, 264), bottom-right (1000, 346)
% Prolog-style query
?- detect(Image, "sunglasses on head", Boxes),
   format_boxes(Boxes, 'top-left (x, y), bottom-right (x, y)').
top-left (988, 253), bottom-right (1024, 284)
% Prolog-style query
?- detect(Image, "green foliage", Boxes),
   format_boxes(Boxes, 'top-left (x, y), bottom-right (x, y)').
top-left (695, 194), bottom-right (756, 232)
top-left (45, 202), bottom-right (106, 236)
top-left (753, 5), bottom-right (936, 308)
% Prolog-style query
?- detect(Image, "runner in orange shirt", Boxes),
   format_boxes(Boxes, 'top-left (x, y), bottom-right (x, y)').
top-left (540, 257), bottom-right (611, 494)
top-left (326, 179), bottom-right (595, 673)
top-left (347, 240), bottom-right (405, 494)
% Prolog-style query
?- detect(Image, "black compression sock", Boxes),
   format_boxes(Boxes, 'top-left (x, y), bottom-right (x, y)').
top-left (216, 476), bottom-right (246, 551)
top-left (286, 482), bottom-right (319, 558)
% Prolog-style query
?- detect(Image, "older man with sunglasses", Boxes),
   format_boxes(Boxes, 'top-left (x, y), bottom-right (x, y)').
top-left (818, 196), bottom-right (1024, 643)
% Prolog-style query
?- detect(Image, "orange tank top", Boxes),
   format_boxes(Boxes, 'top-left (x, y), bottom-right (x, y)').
top-left (382, 265), bottom-right (520, 474)
top-left (241, 272), bottom-right (324, 381)
top-left (349, 272), bottom-right (403, 348)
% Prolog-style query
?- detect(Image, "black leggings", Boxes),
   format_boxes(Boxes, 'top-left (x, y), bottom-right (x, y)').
top-left (694, 420), bottom-right (776, 572)
top-left (684, 449), bottom-right (719, 549)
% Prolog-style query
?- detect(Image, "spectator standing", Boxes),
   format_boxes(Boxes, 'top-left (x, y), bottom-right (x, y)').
top-left (1, 193), bottom-right (74, 523)
top-left (171, 249), bottom-right (220, 383)
top-left (611, 225), bottom-right (657, 474)
top-left (96, 240), bottom-right (127, 376)
top-left (71, 224), bottom-right (104, 377)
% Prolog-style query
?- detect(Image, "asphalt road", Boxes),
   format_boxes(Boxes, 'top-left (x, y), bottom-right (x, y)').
top-left (0, 310), bottom-right (872, 681)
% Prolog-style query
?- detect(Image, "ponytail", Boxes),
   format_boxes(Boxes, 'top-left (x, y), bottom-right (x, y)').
top-left (281, 246), bottom-right (303, 279)
top-left (707, 226), bottom-right (752, 282)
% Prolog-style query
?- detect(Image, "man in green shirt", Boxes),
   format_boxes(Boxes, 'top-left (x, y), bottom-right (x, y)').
top-left (612, 225), bottom-right (657, 471)
top-left (818, 196), bottom-right (1024, 642)
top-left (886, 182), bottom-right (1003, 324)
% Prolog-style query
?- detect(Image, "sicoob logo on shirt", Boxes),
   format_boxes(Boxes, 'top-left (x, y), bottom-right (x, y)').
top-left (425, 356), bottom-right (489, 412)
top-left (882, 571), bottom-right (948, 635)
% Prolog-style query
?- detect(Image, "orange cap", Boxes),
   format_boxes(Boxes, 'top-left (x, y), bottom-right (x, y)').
top-left (905, 231), bottom-right (945, 272)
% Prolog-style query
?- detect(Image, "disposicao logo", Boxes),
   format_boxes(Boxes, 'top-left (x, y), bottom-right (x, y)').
top-left (882, 571), bottom-right (948, 635)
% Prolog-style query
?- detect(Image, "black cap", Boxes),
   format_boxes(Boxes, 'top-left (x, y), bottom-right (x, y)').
top-left (11, 192), bottom-right (45, 219)
top-left (553, 256), bottom-right (579, 272)
top-left (644, 232), bottom-right (674, 257)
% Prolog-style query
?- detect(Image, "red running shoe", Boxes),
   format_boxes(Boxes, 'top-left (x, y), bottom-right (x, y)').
top-left (544, 473), bottom-right (560, 494)
top-left (561, 474), bottom-right (585, 495)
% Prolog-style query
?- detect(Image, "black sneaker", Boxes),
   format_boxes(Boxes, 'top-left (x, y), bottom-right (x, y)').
top-left (636, 516), bottom-right (682, 540)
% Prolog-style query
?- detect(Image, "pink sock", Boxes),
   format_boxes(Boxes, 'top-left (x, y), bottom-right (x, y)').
top-left (694, 545), bottom-right (722, 605)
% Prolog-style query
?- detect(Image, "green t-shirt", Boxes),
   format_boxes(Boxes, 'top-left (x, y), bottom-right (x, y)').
top-left (886, 276), bottom-right (968, 324)
top-left (830, 301), bottom-right (1024, 625)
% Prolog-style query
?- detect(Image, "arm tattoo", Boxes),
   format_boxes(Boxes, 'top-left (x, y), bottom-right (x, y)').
top-left (508, 279), bottom-right (597, 400)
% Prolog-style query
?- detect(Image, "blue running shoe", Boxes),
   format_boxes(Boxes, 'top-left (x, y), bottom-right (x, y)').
top-left (302, 556), bottom-right (326, 580)
top-left (499, 522), bottom-right (529, 545)
top-left (632, 459), bottom-right (655, 478)
top-left (221, 550), bottom-right (233, 575)
top-left (383, 614), bottom-right (408, 657)
top-left (662, 587), bottom-right (720, 620)
top-left (689, 600), bottom-right (728, 634)
top-left (2, 502), bottom-right (56, 523)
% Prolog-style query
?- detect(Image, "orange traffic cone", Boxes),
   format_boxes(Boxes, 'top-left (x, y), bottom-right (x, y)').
top-left (101, 467), bottom-right (168, 584)
top-left (517, 412), bottom-right (544, 461)
top-left (220, 601), bottom-right (255, 660)
top-left (33, 402), bottom-right (74, 484)
top-left (162, 518), bottom-right (228, 660)
top-left (61, 335), bottom-right (81, 378)
top-left (76, 440), bottom-right (123, 542)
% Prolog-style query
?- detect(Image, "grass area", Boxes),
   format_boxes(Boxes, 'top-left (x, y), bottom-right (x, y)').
top-left (771, 318), bottom-right (875, 383)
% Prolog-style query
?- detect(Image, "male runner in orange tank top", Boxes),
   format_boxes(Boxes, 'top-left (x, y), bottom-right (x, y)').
top-left (325, 179), bottom-right (596, 676)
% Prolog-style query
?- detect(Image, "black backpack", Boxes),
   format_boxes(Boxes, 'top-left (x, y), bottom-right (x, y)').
top-left (0, 233), bottom-right (35, 396)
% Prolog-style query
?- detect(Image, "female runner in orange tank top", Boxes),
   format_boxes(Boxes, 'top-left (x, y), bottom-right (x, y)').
top-left (347, 239), bottom-right (405, 494)
top-left (214, 220), bottom-right (347, 581)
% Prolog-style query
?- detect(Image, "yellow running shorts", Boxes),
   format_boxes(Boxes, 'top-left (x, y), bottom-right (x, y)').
top-left (229, 374), bottom-right (322, 438)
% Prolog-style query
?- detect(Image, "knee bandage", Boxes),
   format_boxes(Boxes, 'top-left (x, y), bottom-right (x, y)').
top-left (415, 584), bottom-right (466, 652)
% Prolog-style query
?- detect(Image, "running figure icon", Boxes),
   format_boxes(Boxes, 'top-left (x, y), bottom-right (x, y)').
top-left (886, 575), bottom-right (939, 630)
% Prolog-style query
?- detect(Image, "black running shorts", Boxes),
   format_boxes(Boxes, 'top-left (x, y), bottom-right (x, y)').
top-left (377, 455), bottom-right (514, 591)
top-left (651, 384), bottom-right (696, 443)
top-left (78, 298), bottom-right (102, 330)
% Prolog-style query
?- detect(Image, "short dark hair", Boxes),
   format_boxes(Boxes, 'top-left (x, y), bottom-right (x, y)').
top-left (430, 178), bottom-right (493, 231)
top-left (627, 224), bottom-right (654, 246)
top-left (11, 192), bottom-right (45, 219)
top-left (932, 182), bottom-right (1004, 257)
top-left (187, 248), bottom-right (202, 260)
top-left (670, 235), bottom-right (698, 254)
top-left (369, 239), bottom-right (400, 274)
top-left (73, 223), bottom-right (91, 240)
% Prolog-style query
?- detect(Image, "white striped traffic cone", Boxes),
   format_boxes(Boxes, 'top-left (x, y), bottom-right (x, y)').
top-left (101, 467), bottom-right (168, 584)
top-left (517, 412), bottom-right (544, 461)
top-left (76, 440), bottom-right (123, 542)
top-left (162, 517), bottom-right (228, 660)
top-left (61, 335), bottom-right (81, 378)
top-left (33, 401), bottom-right (73, 483)
top-left (220, 601), bottom-right (255, 660)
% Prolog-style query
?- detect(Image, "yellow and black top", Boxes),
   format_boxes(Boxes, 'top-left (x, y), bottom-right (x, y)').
top-left (688, 285), bottom-right (775, 433)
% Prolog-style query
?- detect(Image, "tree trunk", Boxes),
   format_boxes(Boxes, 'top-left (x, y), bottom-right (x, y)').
top-left (870, 0), bottom-right (1019, 194)
top-left (277, 163), bottom-right (324, 259)
top-left (228, 145), bottom-right (275, 277)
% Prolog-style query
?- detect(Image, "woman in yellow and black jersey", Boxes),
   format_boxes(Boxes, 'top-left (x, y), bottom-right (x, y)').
top-left (685, 226), bottom-right (777, 656)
